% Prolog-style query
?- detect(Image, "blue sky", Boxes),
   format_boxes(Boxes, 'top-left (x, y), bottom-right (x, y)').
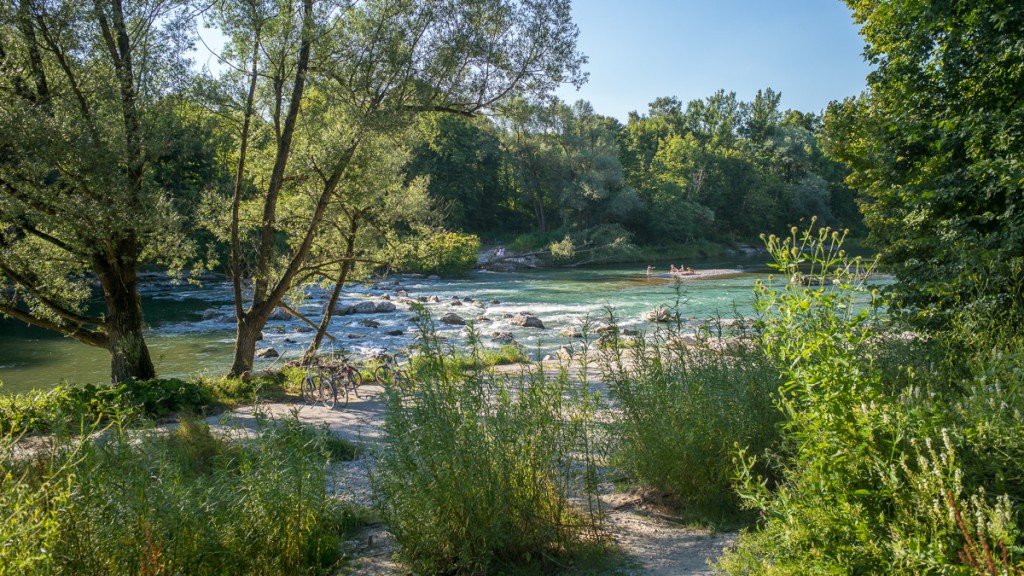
top-left (555, 0), bottom-right (871, 121)
top-left (193, 1), bottom-right (871, 121)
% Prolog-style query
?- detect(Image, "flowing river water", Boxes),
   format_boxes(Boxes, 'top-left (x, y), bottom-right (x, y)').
top-left (0, 256), bottom-right (775, 394)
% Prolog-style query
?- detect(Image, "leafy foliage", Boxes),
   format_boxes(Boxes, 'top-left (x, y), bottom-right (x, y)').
top-left (822, 0), bottom-right (1024, 329)
top-left (393, 229), bottom-right (480, 276)
top-left (716, 227), bottom-right (1024, 574)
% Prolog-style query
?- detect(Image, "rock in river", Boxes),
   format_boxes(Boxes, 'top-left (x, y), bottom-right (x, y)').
top-left (490, 331), bottom-right (516, 344)
top-left (256, 347), bottom-right (279, 358)
top-left (510, 314), bottom-right (545, 329)
top-left (440, 312), bottom-right (466, 326)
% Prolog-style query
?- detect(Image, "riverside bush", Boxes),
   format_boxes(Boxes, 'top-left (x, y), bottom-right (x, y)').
top-left (600, 315), bottom-right (783, 523)
top-left (0, 374), bottom-right (291, 436)
top-left (0, 378), bottom-right (213, 435)
top-left (0, 415), bottom-right (363, 576)
top-left (716, 226), bottom-right (1024, 574)
top-left (372, 314), bottom-right (606, 574)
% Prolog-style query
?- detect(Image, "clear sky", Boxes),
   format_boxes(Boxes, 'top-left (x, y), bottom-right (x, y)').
top-left (555, 0), bottom-right (871, 121)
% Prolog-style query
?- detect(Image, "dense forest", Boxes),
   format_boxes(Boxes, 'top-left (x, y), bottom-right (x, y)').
top-left (407, 90), bottom-right (862, 250)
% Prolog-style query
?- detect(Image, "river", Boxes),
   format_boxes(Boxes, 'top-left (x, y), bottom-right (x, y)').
top-left (0, 256), bottom-right (774, 394)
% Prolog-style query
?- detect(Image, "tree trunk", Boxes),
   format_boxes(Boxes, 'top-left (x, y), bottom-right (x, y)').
top-left (230, 310), bottom-right (268, 378)
top-left (95, 246), bottom-right (155, 383)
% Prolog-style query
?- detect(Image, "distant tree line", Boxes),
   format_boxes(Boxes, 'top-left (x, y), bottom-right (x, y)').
top-left (405, 88), bottom-right (864, 248)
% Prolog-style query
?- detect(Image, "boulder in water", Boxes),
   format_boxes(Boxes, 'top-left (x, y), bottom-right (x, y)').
top-left (375, 301), bottom-right (397, 313)
top-left (352, 301), bottom-right (377, 314)
top-left (440, 312), bottom-right (466, 326)
top-left (268, 308), bottom-right (291, 321)
top-left (510, 314), bottom-right (544, 329)
top-left (560, 326), bottom-right (582, 338)
top-left (490, 331), bottom-right (516, 344)
top-left (644, 306), bottom-right (674, 323)
top-left (359, 319), bottom-right (380, 328)
top-left (256, 347), bottom-right (279, 358)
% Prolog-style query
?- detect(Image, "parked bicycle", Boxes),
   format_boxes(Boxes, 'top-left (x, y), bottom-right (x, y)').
top-left (372, 349), bottom-right (410, 391)
top-left (301, 349), bottom-right (364, 409)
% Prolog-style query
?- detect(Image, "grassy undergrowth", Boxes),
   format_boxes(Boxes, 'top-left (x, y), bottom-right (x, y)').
top-left (1, 414), bottom-right (364, 576)
top-left (372, 313), bottom-right (612, 574)
top-left (600, 325), bottom-right (783, 527)
top-left (0, 373), bottom-right (292, 436)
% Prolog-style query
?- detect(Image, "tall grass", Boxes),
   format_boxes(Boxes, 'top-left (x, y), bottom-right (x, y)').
top-left (0, 415), bottom-right (364, 576)
top-left (597, 308), bottom-right (783, 524)
top-left (372, 311), bottom-right (606, 574)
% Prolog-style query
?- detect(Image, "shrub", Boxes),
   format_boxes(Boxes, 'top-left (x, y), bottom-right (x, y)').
top-left (0, 415), bottom-right (364, 576)
top-left (601, 316), bottom-right (783, 524)
top-left (0, 378), bottom-right (215, 435)
top-left (402, 230), bottom-right (480, 276)
top-left (371, 316), bottom-right (606, 573)
top-left (716, 226), bottom-right (1024, 574)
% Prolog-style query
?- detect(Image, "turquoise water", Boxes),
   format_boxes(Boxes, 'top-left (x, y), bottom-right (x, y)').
top-left (0, 257), bottom-right (773, 394)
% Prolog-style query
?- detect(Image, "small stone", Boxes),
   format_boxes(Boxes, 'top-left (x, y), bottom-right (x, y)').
top-left (622, 328), bottom-right (640, 336)
top-left (359, 319), bottom-right (380, 328)
top-left (417, 296), bottom-right (429, 303)
top-left (427, 275), bottom-right (440, 280)
top-left (396, 290), bottom-right (408, 297)
top-left (283, 338), bottom-right (296, 344)
top-left (472, 300), bottom-right (486, 308)
top-left (385, 329), bottom-right (404, 336)
top-left (256, 347), bottom-right (279, 358)
top-left (489, 299), bottom-right (500, 304)
top-left (347, 333), bottom-right (361, 339)
top-left (428, 295), bottom-right (441, 303)
top-left (380, 294), bottom-right (391, 300)
top-left (450, 300), bottom-right (463, 306)
top-left (463, 296), bottom-right (473, 302)
top-left (296, 325), bottom-right (314, 333)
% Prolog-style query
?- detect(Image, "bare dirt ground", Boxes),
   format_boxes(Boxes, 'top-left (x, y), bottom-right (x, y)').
top-left (210, 377), bottom-right (736, 575)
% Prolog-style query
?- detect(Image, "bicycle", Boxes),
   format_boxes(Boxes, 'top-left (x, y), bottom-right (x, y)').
top-left (301, 358), bottom-right (337, 409)
top-left (326, 354), bottom-right (364, 408)
top-left (372, 349), bottom-right (410, 392)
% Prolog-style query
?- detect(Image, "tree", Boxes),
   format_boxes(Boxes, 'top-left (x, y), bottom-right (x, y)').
top-left (0, 0), bottom-right (195, 382)
top-left (209, 0), bottom-right (585, 377)
top-left (823, 0), bottom-right (1024, 327)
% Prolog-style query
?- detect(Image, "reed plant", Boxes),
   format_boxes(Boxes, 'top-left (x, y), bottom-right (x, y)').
top-left (372, 310), bottom-right (606, 574)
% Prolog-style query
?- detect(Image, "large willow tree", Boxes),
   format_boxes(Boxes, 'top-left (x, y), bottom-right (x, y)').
top-left (823, 0), bottom-right (1024, 328)
top-left (0, 0), bottom-right (194, 382)
top-left (209, 0), bottom-right (586, 377)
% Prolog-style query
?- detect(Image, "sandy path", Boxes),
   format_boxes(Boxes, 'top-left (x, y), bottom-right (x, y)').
top-left (210, 380), bottom-right (735, 575)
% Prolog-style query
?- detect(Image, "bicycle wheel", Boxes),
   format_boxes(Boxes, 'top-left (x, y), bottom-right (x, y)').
top-left (301, 374), bottom-right (321, 404)
top-left (320, 376), bottom-right (339, 409)
top-left (347, 369), bottom-right (363, 399)
top-left (374, 364), bottom-right (392, 386)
